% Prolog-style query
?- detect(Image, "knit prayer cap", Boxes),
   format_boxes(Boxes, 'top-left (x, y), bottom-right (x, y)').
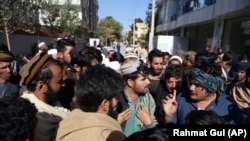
top-left (19, 52), bottom-right (50, 87)
top-left (121, 61), bottom-right (140, 75)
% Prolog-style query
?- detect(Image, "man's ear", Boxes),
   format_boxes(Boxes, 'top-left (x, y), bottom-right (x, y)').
top-left (147, 61), bottom-right (151, 67)
top-left (73, 64), bottom-right (81, 72)
top-left (97, 99), bottom-right (109, 114)
top-left (36, 81), bottom-right (47, 93)
top-left (57, 51), bottom-right (63, 57)
top-left (127, 79), bottom-right (134, 88)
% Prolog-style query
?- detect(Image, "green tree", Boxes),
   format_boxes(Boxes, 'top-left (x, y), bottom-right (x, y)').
top-left (0, 0), bottom-right (42, 51)
top-left (40, 0), bottom-right (60, 36)
top-left (40, 0), bottom-right (82, 38)
top-left (59, 0), bottom-right (82, 37)
top-left (97, 16), bottom-right (123, 45)
top-left (138, 34), bottom-right (147, 44)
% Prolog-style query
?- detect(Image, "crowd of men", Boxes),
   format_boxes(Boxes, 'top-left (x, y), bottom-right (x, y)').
top-left (0, 40), bottom-right (249, 141)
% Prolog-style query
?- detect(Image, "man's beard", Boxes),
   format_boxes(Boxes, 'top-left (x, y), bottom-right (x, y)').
top-left (137, 91), bottom-right (148, 96)
top-left (150, 67), bottom-right (161, 76)
top-left (107, 103), bottom-right (118, 120)
top-left (135, 85), bottom-right (149, 96)
top-left (45, 86), bottom-right (58, 106)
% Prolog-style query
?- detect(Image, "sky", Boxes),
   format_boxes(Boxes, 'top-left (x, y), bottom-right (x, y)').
top-left (98, 0), bottom-right (151, 33)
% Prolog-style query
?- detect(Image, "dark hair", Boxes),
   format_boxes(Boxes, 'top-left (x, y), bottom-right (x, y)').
top-left (190, 56), bottom-right (223, 93)
top-left (164, 64), bottom-right (183, 80)
top-left (185, 110), bottom-right (225, 125)
top-left (238, 54), bottom-right (249, 62)
top-left (148, 49), bottom-right (164, 62)
top-left (193, 54), bottom-right (222, 77)
top-left (76, 65), bottom-right (124, 112)
top-left (70, 46), bottom-right (102, 70)
top-left (0, 96), bottom-right (38, 141)
top-left (125, 126), bottom-right (169, 141)
top-left (27, 58), bottom-right (63, 91)
top-left (163, 51), bottom-right (171, 56)
top-left (110, 52), bottom-right (125, 63)
top-left (57, 38), bottom-right (76, 52)
top-left (195, 51), bottom-right (218, 63)
top-left (222, 51), bottom-right (232, 62)
top-left (122, 63), bottom-right (149, 83)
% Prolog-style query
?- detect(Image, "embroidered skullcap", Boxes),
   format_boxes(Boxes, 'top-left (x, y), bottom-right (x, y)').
top-left (124, 53), bottom-right (138, 59)
top-left (121, 61), bottom-right (140, 75)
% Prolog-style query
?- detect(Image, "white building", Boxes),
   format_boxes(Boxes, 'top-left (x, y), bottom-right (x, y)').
top-left (155, 0), bottom-right (250, 60)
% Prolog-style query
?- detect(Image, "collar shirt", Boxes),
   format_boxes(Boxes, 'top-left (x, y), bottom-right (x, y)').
top-left (121, 90), bottom-right (156, 136)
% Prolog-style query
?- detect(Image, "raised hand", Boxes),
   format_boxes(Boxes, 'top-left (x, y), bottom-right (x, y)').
top-left (117, 108), bottom-right (132, 125)
top-left (162, 89), bottom-right (178, 123)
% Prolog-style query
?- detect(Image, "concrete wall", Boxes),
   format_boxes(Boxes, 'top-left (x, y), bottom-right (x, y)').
top-left (0, 33), bottom-right (53, 56)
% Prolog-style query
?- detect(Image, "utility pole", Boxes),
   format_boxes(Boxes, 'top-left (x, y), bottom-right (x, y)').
top-left (148, 0), bottom-right (155, 52)
top-left (133, 19), bottom-right (135, 47)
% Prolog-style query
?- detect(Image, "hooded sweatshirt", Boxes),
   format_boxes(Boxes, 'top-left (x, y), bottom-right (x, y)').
top-left (56, 109), bottom-right (126, 141)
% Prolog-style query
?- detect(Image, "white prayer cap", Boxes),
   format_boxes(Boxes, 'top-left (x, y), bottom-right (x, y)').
top-left (169, 55), bottom-right (183, 64)
top-left (48, 49), bottom-right (58, 55)
top-left (126, 47), bottom-right (133, 52)
top-left (106, 61), bottom-right (121, 71)
top-left (124, 53), bottom-right (138, 59)
top-left (38, 42), bottom-right (46, 48)
top-left (108, 48), bottom-right (115, 52)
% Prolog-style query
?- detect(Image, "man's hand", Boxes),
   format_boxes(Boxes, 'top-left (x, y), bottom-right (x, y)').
top-left (137, 105), bottom-right (153, 127)
top-left (162, 89), bottom-right (178, 123)
top-left (117, 108), bottom-right (132, 125)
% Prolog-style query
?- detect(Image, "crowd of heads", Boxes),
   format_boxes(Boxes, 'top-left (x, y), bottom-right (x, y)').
top-left (0, 39), bottom-right (250, 140)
